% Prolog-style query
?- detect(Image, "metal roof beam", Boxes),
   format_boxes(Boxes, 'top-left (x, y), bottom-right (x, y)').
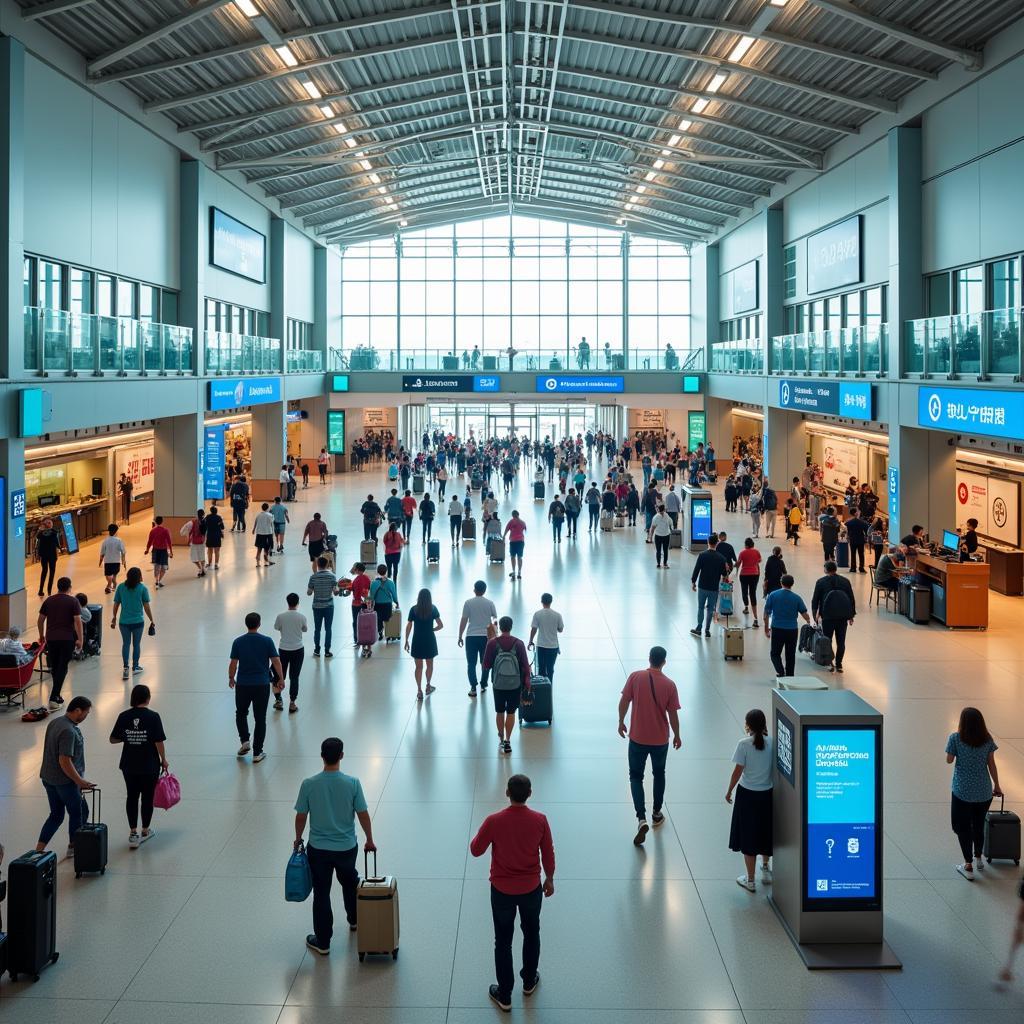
top-left (559, 29), bottom-right (898, 114)
top-left (143, 31), bottom-right (499, 113)
top-left (22, 0), bottom-right (96, 20)
top-left (536, 178), bottom-right (723, 229)
top-left (805, 0), bottom-right (983, 70)
top-left (321, 195), bottom-right (505, 240)
top-left (544, 62), bottom-right (858, 136)
top-left (552, 0), bottom-right (937, 82)
top-left (520, 198), bottom-right (703, 241)
top-left (87, 0), bottom-right (236, 77)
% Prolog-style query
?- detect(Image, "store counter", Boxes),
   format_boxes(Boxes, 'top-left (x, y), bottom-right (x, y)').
top-left (980, 543), bottom-right (1024, 596)
top-left (913, 553), bottom-right (990, 629)
top-left (25, 497), bottom-right (108, 558)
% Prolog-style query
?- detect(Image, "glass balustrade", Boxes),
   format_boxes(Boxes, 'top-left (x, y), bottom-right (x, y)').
top-left (709, 339), bottom-right (763, 373)
top-left (769, 325), bottom-right (889, 377)
top-left (284, 349), bottom-right (324, 373)
top-left (204, 331), bottom-right (282, 374)
top-left (903, 309), bottom-right (1020, 379)
top-left (24, 306), bottom-right (194, 375)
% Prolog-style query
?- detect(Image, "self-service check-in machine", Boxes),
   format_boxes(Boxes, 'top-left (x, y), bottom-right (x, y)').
top-left (680, 485), bottom-right (713, 552)
top-left (770, 689), bottom-right (901, 969)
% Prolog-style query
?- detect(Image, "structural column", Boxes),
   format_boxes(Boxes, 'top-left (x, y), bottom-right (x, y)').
top-left (888, 426), bottom-right (955, 542)
top-left (180, 161), bottom-right (207, 375)
top-left (764, 407), bottom-right (805, 490)
top-left (154, 413), bottom-right (205, 543)
top-left (888, 126), bottom-right (923, 379)
top-left (692, 241), bottom-right (719, 368)
top-left (249, 402), bottom-right (287, 499)
top-left (270, 217), bottom-right (285, 346)
top-left (313, 245), bottom-right (340, 368)
top-left (764, 206), bottom-right (785, 356)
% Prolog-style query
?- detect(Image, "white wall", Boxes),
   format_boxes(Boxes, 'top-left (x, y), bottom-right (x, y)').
top-left (23, 54), bottom-right (180, 288)
top-left (284, 223), bottom-right (315, 323)
top-left (718, 213), bottom-right (764, 321)
top-left (203, 172), bottom-right (272, 311)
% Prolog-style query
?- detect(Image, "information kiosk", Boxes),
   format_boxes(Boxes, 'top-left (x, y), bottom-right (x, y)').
top-left (680, 485), bottom-right (713, 552)
top-left (770, 689), bottom-right (900, 969)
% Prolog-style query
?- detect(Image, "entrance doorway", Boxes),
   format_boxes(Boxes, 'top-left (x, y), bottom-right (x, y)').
top-left (425, 402), bottom-right (597, 442)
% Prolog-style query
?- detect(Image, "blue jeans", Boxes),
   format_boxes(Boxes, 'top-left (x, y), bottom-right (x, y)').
top-left (119, 621), bottom-right (144, 669)
top-left (644, 510), bottom-right (654, 531)
top-left (313, 604), bottom-right (334, 652)
top-left (696, 588), bottom-right (718, 632)
top-left (628, 740), bottom-right (668, 819)
top-left (536, 646), bottom-right (558, 681)
top-left (39, 780), bottom-right (88, 846)
top-left (465, 635), bottom-right (488, 689)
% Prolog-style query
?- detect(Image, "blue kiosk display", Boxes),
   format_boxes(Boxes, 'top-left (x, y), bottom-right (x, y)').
top-left (770, 689), bottom-right (899, 970)
top-left (680, 485), bottom-right (713, 551)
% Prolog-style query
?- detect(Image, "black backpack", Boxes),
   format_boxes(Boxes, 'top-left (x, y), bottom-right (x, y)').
top-left (821, 577), bottom-right (854, 620)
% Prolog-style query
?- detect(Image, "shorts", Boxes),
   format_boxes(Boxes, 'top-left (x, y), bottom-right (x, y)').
top-left (255, 534), bottom-right (273, 551)
top-left (308, 540), bottom-right (325, 559)
top-left (104, 563), bottom-right (121, 576)
top-left (493, 688), bottom-right (521, 714)
top-left (509, 540), bottom-right (524, 557)
top-left (274, 524), bottom-right (285, 534)
top-left (151, 549), bottom-right (169, 566)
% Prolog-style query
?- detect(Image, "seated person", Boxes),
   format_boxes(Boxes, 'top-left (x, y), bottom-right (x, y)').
top-left (900, 524), bottom-right (926, 550)
top-left (874, 546), bottom-right (903, 592)
top-left (76, 592), bottom-right (92, 625)
top-left (962, 518), bottom-right (979, 554)
top-left (0, 626), bottom-right (34, 665)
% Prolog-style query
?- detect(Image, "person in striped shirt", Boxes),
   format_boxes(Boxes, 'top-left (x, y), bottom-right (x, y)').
top-left (306, 557), bottom-right (339, 658)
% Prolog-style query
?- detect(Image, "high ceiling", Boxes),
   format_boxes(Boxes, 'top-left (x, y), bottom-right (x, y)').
top-left (18, 0), bottom-right (1024, 246)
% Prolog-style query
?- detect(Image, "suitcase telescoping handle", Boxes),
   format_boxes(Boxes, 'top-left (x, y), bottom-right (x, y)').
top-left (364, 849), bottom-right (386, 883)
top-left (87, 785), bottom-right (101, 824)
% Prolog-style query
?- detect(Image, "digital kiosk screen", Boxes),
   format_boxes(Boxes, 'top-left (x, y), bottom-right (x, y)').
top-left (690, 497), bottom-right (712, 543)
top-left (803, 726), bottom-right (880, 909)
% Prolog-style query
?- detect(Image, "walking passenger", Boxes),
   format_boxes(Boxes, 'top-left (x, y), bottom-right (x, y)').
top-left (204, 505), bottom-right (225, 570)
top-left (726, 709), bottom-right (773, 892)
top-left (763, 575), bottom-right (810, 678)
top-left (228, 612), bottom-right (284, 764)
top-left (528, 593), bottom-right (563, 682)
top-left (404, 588), bottom-right (442, 700)
top-left (736, 537), bottom-right (762, 626)
top-left (302, 512), bottom-right (330, 571)
top-left (383, 521), bottom-right (405, 582)
top-left (35, 516), bottom-right (64, 596)
top-left (98, 523), bottom-right (127, 594)
top-left (690, 535), bottom-right (728, 637)
top-left (648, 504), bottom-right (673, 569)
top-left (38, 576), bottom-right (82, 709)
top-left (111, 567), bottom-right (155, 680)
top-left (110, 684), bottom-right (167, 849)
top-left (483, 616), bottom-right (531, 754)
top-left (274, 592), bottom-right (308, 713)
top-left (811, 560), bottom-right (856, 674)
top-left (144, 515), bottom-right (173, 588)
top-left (504, 510), bottom-right (527, 580)
top-left (307, 557), bottom-right (339, 658)
top-left (458, 580), bottom-right (498, 698)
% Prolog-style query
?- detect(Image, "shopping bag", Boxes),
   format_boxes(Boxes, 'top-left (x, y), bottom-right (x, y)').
top-left (285, 842), bottom-right (313, 902)
top-left (153, 770), bottom-right (181, 810)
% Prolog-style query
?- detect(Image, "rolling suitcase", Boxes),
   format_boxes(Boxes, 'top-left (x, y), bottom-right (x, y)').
top-left (722, 627), bottom-right (744, 661)
top-left (797, 623), bottom-right (816, 653)
top-left (357, 607), bottom-right (378, 654)
top-left (412, 474), bottom-right (425, 494)
top-left (74, 788), bottom-right (108, 878)
top-left (835, 539), bottom-right (849, 568)
top-left (534, 480), bottom-right (545, 501)
top-left (614, 512), bottom-right (626, 528)
top-left (384, 609), bottom-right (402, 642)
top-left (519, 674), bottom-right (553, 726)
top-left (470, 472), bottom-right (482, 491)
top-left (427, 539), bottom-right (440, 563)
top-left (357, 851), bottom-right (399, 961)
top-left (488, 538), bottom-right (505, 563)
top-left (669, 529), bottom-right (682, 549)
top-left (461, 516), bottom-right (476, 541)
top-left (983, 796), bottom-right (1021, 865)
top-left (600, 510), bottom-right (613, 532)
top-left (7, 850), bottom-right (59, 981)
top-left (908, 584), bottom-right (931, 624)
top-left (811, 629), bottom-right (833, 667)
top-left (360, 540), bottom-right (377, 565)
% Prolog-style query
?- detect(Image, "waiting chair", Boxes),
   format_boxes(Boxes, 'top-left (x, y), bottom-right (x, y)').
top-left (868, 567), bottom-right (897, 612)
top-left (0, 642), bottom-right (46, 709)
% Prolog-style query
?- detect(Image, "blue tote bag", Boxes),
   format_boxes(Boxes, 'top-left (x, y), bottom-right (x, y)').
top-left (285, 841), bottom-right (313, 902)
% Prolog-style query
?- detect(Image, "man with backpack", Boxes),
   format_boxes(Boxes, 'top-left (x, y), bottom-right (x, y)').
top-left (811, 561), bottom-right (856, 674)
top-left (760, 478), bottom-right (778, 538)
top-left (483, 617), bottom-right (531, 755)
top-left (819, 505), bottom-right (841, 563)
top-left (584, 482), bottom-right (602, 532)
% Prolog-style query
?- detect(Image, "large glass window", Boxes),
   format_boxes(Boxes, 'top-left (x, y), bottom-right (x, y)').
top-left (70, 268), bottom-right (94, 316)
top-left (340, 215), bottom-right (690, 363)
top-left (990, 259), bottom-right (1019, 310)
top-left (955, 265), bottom-right (984, 315)
top-left (38, 261), bottom-right (63, 310)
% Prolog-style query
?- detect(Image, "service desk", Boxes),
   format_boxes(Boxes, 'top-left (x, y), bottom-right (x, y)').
top-left (914, 553), bottom-right (989, 629)
top-left (981, 543), bottom-right (1024, 596)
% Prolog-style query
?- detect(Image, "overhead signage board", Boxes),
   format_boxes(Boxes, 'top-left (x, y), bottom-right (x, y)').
top-left (327, 410), bottom-right (346, 454)
top-left (732, 259), bottom-right (759, 314)
top-left (208, 377), bottom-right (282, 412)
top-left (687, 410), bottom-right (706, 452)
top-left (778, 379), bottom-right (874, 420)
top-left (807, 215), bottom-right (861, 294)
top-left (536, 375), bottom-right (624, 394)
top-left (888, 466), bottom-right (899, 532)
top-left (210, 207), bottom-right (266, 283)
top-left (204, 425), bottom-right (226, 501)
top-left (331, 374), bottom-right (350, 392)
top-left (918, 385), bottom-right (1024, 442)
top-left (402, 374), bottom-right (499, 393)
top-left (804, 726), bottom-right (880, 909)
top-left (690, 496), bottom-right (713, 544)
top-left (10, 486), bottom-right (25, 543)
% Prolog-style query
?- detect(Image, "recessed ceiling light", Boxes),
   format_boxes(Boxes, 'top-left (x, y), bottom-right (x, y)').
top-left (707, 72), bottom-right (728, 93)
top-left (770, 0), bottom-right (788, 6)
top-left (318, 104), bottom-right (333, 117)
top-left (653, 159), bottom-right (664, 170)
top-left (301, 80), bottom-right (322, 100)
top-left (387, 203), bottom-right (399, 212)
top-left (678, 119), bottom-right (693, 132)
top-left (691, 98), bottom-right (709, 114)
top-left (729, 36), bottom-right (755, 63)
top-left (625, 202), bottom-right (636, 211)
top-left (615, 218), bottom-right (625, 225)
top-left (636, 185), bottom-right (647, 193)
top-left (399, 219), bottom-right (408, 227)
top-left (668, 134), bottom-right (681, 146)
top-left (235, 0), bottom-right (259, 16)
top-left (332, 122), bottom-right (348, 134)
top-left (360, 159), bottom-right (373, 171)
top-left (644, 172), bottom-right (655, 182)
top-left (345, 138), bottom-right (358, 148)
top-left (377, 185), bottom-right (387, 194)
top-left (368, 172), bottom-right (381, 184)
top-left (661, 149), bottom-right (671, 156)
top-left (275, 45), bottom-right (299, 68)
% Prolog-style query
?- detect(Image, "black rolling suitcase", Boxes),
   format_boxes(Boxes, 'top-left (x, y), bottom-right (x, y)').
top-left (984, 796), bottom-right (1021, 865)
top-left (461, 516), bottom-right (476, 541)
top-left (534, 480), bottom-right (545, 501)
top-left (74, 788), bottom-right (108, 878)
top-left (519, 674), bottom-right (553, 726)
top-left (427, 539), bottom-right (440, 563)
top-left (7, 850), bottom-right (59, 981)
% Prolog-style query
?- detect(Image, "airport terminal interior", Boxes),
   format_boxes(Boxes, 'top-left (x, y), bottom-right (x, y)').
top-left (4, 0), bottom-right (1024, 1021)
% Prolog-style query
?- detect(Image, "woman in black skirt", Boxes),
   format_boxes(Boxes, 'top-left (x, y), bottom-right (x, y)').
top-left (726, 709), bottom-right (774, 892)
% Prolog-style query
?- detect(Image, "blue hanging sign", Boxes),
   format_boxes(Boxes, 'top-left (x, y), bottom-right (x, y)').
top-left (917, 385), bottom-right (1024, 441)
top-left (778, 379), bottom-right (874, 420)
top-left (887, 466), bottom-right (899, 530)
top-left (208, 377), bottom-right (282, 412)
top-left (204, 425), bottom-right (226, 500)
top-left (536, 375), bottom-right (624, 394)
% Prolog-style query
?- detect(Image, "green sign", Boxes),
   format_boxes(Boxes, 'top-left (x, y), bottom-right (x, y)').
top-left (331, 374), bottom-right (350, 392)
top-left (327, 410), bottom-right (346, 454)
top-left (687, 410), bottom-right (706, 451)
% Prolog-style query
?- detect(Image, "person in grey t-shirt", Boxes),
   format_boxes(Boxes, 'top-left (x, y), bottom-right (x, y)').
top-left (457, 580), bottom-right (498, 698)
top-left (274, 592), bottom-right (308, 713)
top-left (36, 696), bottom-right (95, 857)
top-left (528, 592), bottom-right (564, 681)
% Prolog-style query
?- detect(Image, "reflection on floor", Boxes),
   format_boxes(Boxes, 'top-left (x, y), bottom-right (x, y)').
top-left (2, 462), bottom-right (1023, 1022)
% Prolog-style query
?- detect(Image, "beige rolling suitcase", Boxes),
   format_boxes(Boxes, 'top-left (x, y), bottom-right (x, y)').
top-left (722, 626), bottom-right (744, 661)
top-left (384, 608), bottom-right (402, 642)
top-left (359, 539), bottom-right (377, 566)
top-left (357, 852), bottom-right (399, 961)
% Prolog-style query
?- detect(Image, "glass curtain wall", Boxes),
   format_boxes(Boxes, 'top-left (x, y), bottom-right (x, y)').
top-left (340, 215), bottom-right (690, 367)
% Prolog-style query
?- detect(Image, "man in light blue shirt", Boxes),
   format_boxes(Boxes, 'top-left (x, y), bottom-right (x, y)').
top-left (762, 575), bottom-right (810, 678)
top-left (294, 736), bottom-right (376, 956)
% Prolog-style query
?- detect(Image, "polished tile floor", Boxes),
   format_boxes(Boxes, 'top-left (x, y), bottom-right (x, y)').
top-left (2, 460), bottom-right (1023, 1023)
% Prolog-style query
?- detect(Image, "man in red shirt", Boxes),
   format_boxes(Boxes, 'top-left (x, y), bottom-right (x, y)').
top-left (482, 616), bottom-right (531, 754)
top-left (470, 774), bottom-right (555, 1013)
top-left (617, 646), bottom-right (682, 846)
top-left (144, 515), bottom-right (174, 589)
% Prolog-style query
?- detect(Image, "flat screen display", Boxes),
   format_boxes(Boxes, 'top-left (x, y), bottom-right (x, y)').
top-left (327, 410), bottom-right (346, 455)
top-left (942, 529), bottom-right (961, 552)
top-left (807, 215), bottom-right (861, 294)
top-left (804, 726), bottom-right (881, 909)
top-left (331, 374), bottom-right (350, 392)
top-left (682, 375), bottom-right (701, 394)
top-left (690, 497), bottom-right (712, 543)
top-left (58, 511), bottom-right (79, 555)
top-left (204, 425), bottom-right (226, 501)
top-left (210, 207), bottom-right (266, 283)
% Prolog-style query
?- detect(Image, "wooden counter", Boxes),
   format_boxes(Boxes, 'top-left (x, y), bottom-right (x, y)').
top-left (914, 553), bottom-right (990, 629)
top-left (981, 544), bottom-right (1024, 596)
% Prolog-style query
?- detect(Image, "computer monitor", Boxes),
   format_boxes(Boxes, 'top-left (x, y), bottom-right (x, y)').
top-left (942, 529), bottom-right (960, 553)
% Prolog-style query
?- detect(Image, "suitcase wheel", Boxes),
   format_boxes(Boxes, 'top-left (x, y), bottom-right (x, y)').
top-left (392, 949), bottom-right (399, 960)
top-left (75, 871), bottom-right (81, 879)
top-left (51, 952), bottom-right (59, 964)
top-left (359, 953), bottom-right (365, 962)
top-left (101, 868), bottom-right (105, 875)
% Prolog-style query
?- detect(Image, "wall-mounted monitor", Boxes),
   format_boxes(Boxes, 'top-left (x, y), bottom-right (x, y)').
top-left (732, 259), bottom-right (758, 313)
top-left (806, 215), bottom-right (861, 294)
top-left (210, 207), bottom-right (266, 283)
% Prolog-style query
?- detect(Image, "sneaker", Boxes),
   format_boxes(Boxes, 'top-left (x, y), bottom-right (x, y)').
top-left (523, 972), bottom-right (540, 996)
top-left (122, 667), bottom-right (130, 680)
top-left (289, 703), bottom-right (298, 714)
top-left (313, 648), bottom-right (321, 657)
top-left (306, 934), bottom-right (330, 955)
top-left (689, 627), bottom-right (701, 637)
top-left (274, 699), bottom-right (284, 711)
top-left (65, 845), bottom-right (75, 860)
top-left (835, 665), bottom-right (844, 674)
top-left (132, 665), bottom-right (144, 675)
top-left (752, 619), bottom-right (759, 628)
top-left (348, 921), bottom-right (357, 931)
top-left (488, 985), bottom-right (511, 1012)
top-left (633, 819), bottom-right (649, 846)
top-left (956, 863), bottom-right (975, 881)
top-left (128, 831), bottom-right (140, 849)
top-left (48, 699), bottom-right (63, 711)
top-left (253, 751), bottom-right (267, 764)
top-left (139, 829), bottom-right (154, 844)
top-left (425, 684), bottom-right (436, 696)
top-left (498, 738), bottom-right (506, 753)
top-left (503, 740), bottom-right (512, 753)
top-left (237, 742), bottom-right (251, 757)
top-left (976, 858), bottom-right (985, 871)
top-left (704, 631), bottom-right (711, 638)
top-left (760, 863), bottom-right (773, 882)
top-left (736, 874), bottom-right (756, 892)
top-left (324, 650), bottom-right (333, 659)
top-left (651, 812), bottom-right (665, 828)
top-left (469, 688), bottom-right (477, 698)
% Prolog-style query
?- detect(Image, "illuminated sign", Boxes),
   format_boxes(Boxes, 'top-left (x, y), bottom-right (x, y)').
top-left (778, 379), bottom-right (874, 420)
top-left (682, 374), bottom-right (701, 394)
top-left (807, 215), bottom-right (861, 294)
top-left (210, 207), bottom-right (266, 283)
top-left (401, 375), bottom-right (500, 393)
top-left (535, 375), bottom-right (624, 394)
top-left (917, 385), bottom-right (1024, 441)
top-left (331, 374), bottom-right (350, 392)
top-left (690, 496), bottom-right (712, 544)
top-left (208, 377), bottom-right (282, 412)
top-left (327, 410), bottom-right (346, 454)
top-left (204, 425), bottom-right (226, 501)
top-left (775, 710), bottom-right (795, 786)
top-left (687, 411), bottom-right (706, 451)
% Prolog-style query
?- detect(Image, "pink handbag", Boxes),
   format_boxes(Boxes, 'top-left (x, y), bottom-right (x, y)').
top-left (153, 770), bottom-right (181, 810)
